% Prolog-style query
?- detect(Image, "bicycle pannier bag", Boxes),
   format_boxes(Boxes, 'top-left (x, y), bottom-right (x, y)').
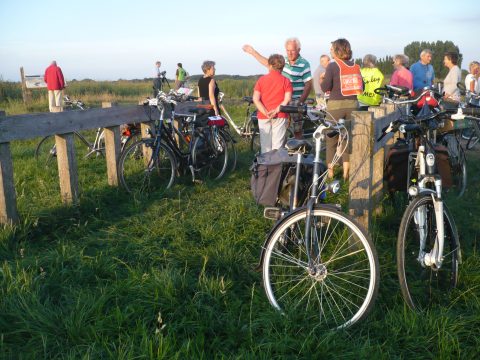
top-left (434, 145), bottom-right (452, 189)
top-left (384, 140), bottom-right (412, 193)
top-left (250, 151), bottom-right (284, 207)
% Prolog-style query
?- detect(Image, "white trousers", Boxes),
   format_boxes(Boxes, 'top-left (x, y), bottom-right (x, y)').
top-left (258, 117), bottom-right (287, 153)
top-left (48, 90), bottom-right (63, 112)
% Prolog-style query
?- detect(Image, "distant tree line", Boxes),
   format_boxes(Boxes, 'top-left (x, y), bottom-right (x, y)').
top-left (355, 40), bottom-right (463, 79)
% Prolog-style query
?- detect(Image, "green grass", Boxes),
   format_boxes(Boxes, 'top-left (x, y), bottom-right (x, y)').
top-left (1, 94), bottom-right (480, 358)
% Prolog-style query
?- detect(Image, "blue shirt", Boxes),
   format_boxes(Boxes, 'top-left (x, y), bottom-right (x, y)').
top-left (410, 61), bottom-right (435, 90)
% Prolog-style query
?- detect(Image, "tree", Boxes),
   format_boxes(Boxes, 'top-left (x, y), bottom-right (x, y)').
top-left (404, 41), bottom-right (462, 79)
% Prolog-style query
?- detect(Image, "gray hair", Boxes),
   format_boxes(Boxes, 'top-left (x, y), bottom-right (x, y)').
top-left (394, 54), bottom-right (409, 66)
top-left (362, 54), bottom-right (377, 68)
top-left (285, 37), bottom-right (301, 49)
top-left (201, 60), bottom-right (216, 74)
top-left (420, 49), bottom-right (433, 57)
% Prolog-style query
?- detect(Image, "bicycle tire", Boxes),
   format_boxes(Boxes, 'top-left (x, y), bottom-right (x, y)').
top-left (118, 139), bottom-right (176, 194)
top-left (191, 129), bottom-right (228, 180)
top-left (262, 206), bottom-right (380, 330)
top-left (397, 194), bottom-right (459, 311)
top-left (451, 146), bottom-right (467, 197)
top-left (35, 135), bottom-right (58, 167)
top-left (220, 128), bottom-right (237, 173)
top-left (466, 120), bottom-right (480, 150)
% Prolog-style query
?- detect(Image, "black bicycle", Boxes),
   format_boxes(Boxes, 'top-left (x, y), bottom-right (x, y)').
top-left (118, 92), bottom-right (230, 194)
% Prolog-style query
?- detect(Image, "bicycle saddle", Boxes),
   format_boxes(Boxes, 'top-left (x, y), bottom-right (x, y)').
top-left (285, 139), bottom-right (312, 153)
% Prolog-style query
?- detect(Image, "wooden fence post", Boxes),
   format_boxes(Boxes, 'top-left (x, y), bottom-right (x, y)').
top-left (55, 133), bottom-right (79, 204)
top-left (102, 102), bottom-right (121, 186)
top-left (371, 106), bottom-right (387, 215)
top-left (20, 67), bottom-right (31, 105)
top-left (348, 111), bottom-right (374, 230)
top-left (0, 111), bottom-right (19, 224)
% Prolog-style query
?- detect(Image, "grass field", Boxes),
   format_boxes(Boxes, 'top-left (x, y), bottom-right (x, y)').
top-left (1, 80), bottom-right (480, 358)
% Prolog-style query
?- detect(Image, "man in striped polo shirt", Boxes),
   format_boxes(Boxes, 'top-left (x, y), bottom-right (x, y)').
top-left (243, 38), bottom-right (312, 139)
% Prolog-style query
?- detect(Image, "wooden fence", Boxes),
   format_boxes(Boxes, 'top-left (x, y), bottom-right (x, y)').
top-left (0, 103), bottom-right (146, 224)
top-left (0, 103), bottom-right (402, 227)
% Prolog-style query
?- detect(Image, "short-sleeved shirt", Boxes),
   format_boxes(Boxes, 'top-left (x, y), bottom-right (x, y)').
top-left (410, 61), bottom-right (435, 90)
top-left (465, 73), bottom-right (480, 94)
top-left (390, 67), bottom-right (413, 90)
top-left (443, 65), bottom-right (462, 100)
top-left (282, 55), bottom-right (312, 99)
top-left (254, 70), bottom-right (293, 119)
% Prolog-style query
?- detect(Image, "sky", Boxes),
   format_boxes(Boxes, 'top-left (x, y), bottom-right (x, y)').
top-left (1, 0), bottom-right (479, 82)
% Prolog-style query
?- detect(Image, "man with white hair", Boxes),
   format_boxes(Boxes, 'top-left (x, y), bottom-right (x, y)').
top-left (44, 60), bottom-right (65, 111)
top-left (243, 38), bottom-right (312, 139)
top-left (410, 49), bottom-right (435, 91)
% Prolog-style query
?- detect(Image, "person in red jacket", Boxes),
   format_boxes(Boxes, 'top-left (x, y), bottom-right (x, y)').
top-left (44, 61), bottom-right (65, 111)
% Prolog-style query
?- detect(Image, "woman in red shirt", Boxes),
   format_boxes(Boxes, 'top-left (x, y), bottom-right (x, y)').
top-left (253, 54), bottom-right (293, 153)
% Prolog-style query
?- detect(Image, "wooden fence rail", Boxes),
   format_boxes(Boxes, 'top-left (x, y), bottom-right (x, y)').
top-left (0, 103), bottom-right (402, 227)
top-left (0, 104), bottom-right (145, 224)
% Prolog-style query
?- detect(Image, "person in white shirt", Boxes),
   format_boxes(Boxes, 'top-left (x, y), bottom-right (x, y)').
top-left (465, 61), bottom-right (480, 94)
top-left (442, 52), bottom-right (462, 101)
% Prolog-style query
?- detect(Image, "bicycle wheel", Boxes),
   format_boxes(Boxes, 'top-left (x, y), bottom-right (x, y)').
top-left (191, 129), bottom-right (228, 180)
top-left (221, 128), bottom-right (237, 173)
top-left (466, 129), bottom-right (479, 150)
top-left (35, 135), bottom-right (58, 167)
top-left (262, 206), bottom-right (379, 330)
top-left (119, 139), bottom-right (176, 194)
top-left (450, 146), bottom-right (467, 197)
top-left (397, 194), bottom-right (459, 311)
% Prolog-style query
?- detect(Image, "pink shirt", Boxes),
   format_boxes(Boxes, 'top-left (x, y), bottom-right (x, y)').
top-left (390, 67), bottom-right (413, 90)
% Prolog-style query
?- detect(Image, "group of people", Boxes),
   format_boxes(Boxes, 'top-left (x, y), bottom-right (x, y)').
top-left (153, 61), bottom-right (189, 96)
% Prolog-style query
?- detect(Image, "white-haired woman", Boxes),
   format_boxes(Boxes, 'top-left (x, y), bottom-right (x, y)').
top-left (198, 60), bottom-right (220, 116)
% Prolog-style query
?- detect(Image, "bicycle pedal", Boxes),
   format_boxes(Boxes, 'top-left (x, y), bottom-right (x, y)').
top-left (264, 207), bottom-right (282, 220)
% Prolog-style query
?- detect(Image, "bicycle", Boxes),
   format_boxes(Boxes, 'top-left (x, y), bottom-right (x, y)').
top-left (35, 96), bottom-right (106, 166)
top-left (376, 85), bottom-right (467, 198)
top-left (118, 92), bottom-right (230, 194)
top-left (456, 83), bottom-right (480, 149)
top-left (378, 89), bottom-right (461, 311)
top-left (257, 105), bottom-right (379, 330)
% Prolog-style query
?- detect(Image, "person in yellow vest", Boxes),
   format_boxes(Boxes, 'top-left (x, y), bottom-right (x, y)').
top-left (321, 38), bottom-right (363, 180)
top-left (357, 54), bottom-right (384, 110)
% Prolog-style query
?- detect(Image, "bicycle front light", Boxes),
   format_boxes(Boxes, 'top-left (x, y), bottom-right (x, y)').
top-left (426, 153), bottom-right (435, 167)
top-left (408, 186), bottom-right (419, 197)
top-left (327, 180), bottom-right (341, 194)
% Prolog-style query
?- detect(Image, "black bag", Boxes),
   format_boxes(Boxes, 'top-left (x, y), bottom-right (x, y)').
top-left (250, 149), bottom-right (316, 207)
top-left (434, 144), bottom-right (452, 189)
top-left (384, 139), bottom-right (412, 193)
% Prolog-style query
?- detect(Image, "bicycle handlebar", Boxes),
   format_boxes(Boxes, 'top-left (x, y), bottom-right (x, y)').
top-left (279, 105), bottom-right (308, 115)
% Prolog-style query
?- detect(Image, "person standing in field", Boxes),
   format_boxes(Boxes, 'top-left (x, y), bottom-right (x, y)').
top-left (252, 54), bottom-right (293, 153)
top-left (175, 63), bottom-right (188, 90)
top-left (390, 54), bottom-right (413, 90)
top-left (321, 38), bottom-right (363, 180)
top-left (44, 60), bottom-right (65, 112)
top-left (313, 54), bottom-right (331, 108)
top-left (242, 37), bottom-right (312, 139)
top-left (153, 60), bottom-right (163, 96)
top-left (198, 60), bottom-right (220, 116)
top-left (410, 49), bottom-right (435, 91)
top-left (357, 54), bottom-right (384, 110)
